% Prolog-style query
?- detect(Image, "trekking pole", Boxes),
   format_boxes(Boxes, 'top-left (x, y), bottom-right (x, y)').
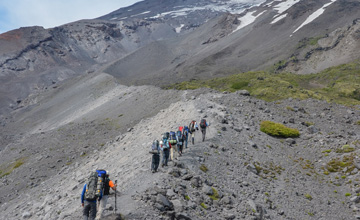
top-left (114, 180), bottom-right (117, 214)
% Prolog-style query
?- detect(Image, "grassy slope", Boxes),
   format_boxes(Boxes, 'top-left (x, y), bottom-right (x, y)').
top-left (165, 61), bottom-right (360, 106)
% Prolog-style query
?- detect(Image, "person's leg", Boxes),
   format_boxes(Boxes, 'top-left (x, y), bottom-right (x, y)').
top-left (154, 154), bottom-right (160, 171)
top-left (96, 195), bottom-right (108, 219)
top-left (202, 128), bottom-right (206, 142)
top-left (151, 154), bottom-right (156, 171)
top-left (170, 147), bottom-right (174, 161)
top-left (89, 202), bottom-right (97, 220)
top-left (165, 149), bottom-right (169, 166)
top-left (192, 133), bottom-right (195, 145)
top-left (161, 150), bottom-right (165, 167)
top-left (83, 201), bottom-right (91, 220)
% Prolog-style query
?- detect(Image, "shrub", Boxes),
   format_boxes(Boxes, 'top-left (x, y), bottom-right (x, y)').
top-left (260, 121), bottom-right (300, 138)
top-left (208, 187), bottom-right (220, 200)
top-left (200, 164), bottom-right (208, 173)
top-left (200, 203), bottom-right (208, 209)
top-left (305, 194), bottom-right (313, 200)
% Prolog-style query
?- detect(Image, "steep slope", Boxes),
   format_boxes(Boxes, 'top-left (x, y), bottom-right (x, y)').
top-left (0, 0), bottom-right (261, 116)
top-left (103, 0), bottom-right (360, 86)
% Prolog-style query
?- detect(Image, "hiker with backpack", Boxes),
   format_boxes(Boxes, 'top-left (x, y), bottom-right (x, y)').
top-left (96, 171), bottom-right (117, 220)
top-left (189, 120), bottom-right (199, 145)
top-left (150, 140), bottom-right (161, 173)
top-left (81, 171), bottom-right (103, 220)
top-left (199, 118), bottom-right (210, 142)
top-left (183, 126), bottom-right (190, 149)
top-left (176, 129), bottom-right (184, 156)
top-left (160, 132), bottom-right (171, 167)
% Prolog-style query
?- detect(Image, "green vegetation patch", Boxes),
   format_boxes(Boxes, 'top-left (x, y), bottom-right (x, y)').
top-left (326, 154), bottom-right (356, 173)
top-left (0, 157), bottom-right (26, 178)
top-left (200, 164), bottom-right (208, 173)
top-left (165, 61), bottom-right (360, 106)
top-left (336, 145), bottom-right (355, 153)
top-left (305, 193), bottom-right (313, 201)
top-left (200, 202), bottom-right (208, 209)
top-left (208, 187), bottom-right (220, 201)
top-left (260, 121), bottom-right (300, 138)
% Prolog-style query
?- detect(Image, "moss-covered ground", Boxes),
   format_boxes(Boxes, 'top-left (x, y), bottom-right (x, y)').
top-left (165, 61), bottom-right (360, 106)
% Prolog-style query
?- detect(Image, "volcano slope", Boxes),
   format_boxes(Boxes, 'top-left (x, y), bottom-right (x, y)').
top-left (0, 74), bottom-right (359, 220)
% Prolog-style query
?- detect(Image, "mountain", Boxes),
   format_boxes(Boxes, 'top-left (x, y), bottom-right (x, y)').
top-left (0, 0), bottom-right (262, 116)
top-left (0, 0), bottom-right (360, 219)
top-left (1, 0), bottom-right (359, 117)
top-left (103, 0), bottom-right (360, 86)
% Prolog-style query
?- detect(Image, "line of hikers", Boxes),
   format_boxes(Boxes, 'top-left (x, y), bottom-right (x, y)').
top-left (150, 119), bottom-right (210, 173)
top-left (81, 119), bottom-right (209, 219)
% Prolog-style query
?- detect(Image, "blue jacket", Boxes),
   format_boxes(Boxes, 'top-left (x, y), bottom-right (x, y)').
top-left (81, 184), bottom-right (102, 203)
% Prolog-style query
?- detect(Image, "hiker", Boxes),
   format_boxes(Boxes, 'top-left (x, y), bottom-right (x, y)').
top-left (150, 140), bottom-right (161, 173)
top-left (81, 171), bottom-right (103, 220)
top-left (199, 118), bottom-right (210, 142)
top-left (169, 131), bottom-right (177, 160)
top-left (96, 171), bottom-right (117, 220)
top-left (176, 129), bottom-right (184, 156)
top-left (183, 126), bottom-right (190, 149)
top-left (160, 133), bottom-right (171, 167)
top-left (189, 120), bottom-right (198, 145)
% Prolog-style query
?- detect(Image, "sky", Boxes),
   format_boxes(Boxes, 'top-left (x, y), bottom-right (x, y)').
top-left (0, 0), bottom-right (143, 34)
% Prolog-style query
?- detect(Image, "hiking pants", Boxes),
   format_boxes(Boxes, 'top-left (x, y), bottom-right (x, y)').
top-left (83, 200), bottom-right (97, 220)
top-left (201, 128), bottom-right (206, 142)
top-left (177, 144), bottom-right (183, 154)
top-left (184, 135), bottom-right (188, 149)
top-left (96, 195), bottom-right (108, 220)
top-left (162, 149), bottom-right (169, 166)
top-left (170, 147), bottom-right (174, 160)
top-left (191, 132), bottom-right (195, 145)
top-left (151, 154), bottom-right (160, 171)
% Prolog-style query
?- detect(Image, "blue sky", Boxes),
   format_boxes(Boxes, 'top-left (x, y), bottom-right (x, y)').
top-left (0, 0), bottom-right (142, 33)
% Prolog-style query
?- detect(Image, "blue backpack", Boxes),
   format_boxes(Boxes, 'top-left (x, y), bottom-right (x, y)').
top-left (183, 126), bottom-right (189, 137)
top-left (169, 131), bottom-right (177, 144)
top-left (176, 130), bottom-right (183, 140)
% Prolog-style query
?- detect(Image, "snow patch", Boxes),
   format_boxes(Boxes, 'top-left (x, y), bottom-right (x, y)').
top-left (273, 0), bottom-right (300, 15)
top-left (110, 17), bottom-right (118, 21)
top-left (292, 0), bottom-right (337, 34)
top-left (271, 13), bottom-right (287, 24)
top-left (131, 11), bottom-right (151, 17)
top-left (270, 0), bottom-right (300, 24)
top-left (149, 1), bottom-right (265, 19)
top-left (233, 10), bottom-right (266, 33)
top-left (175, 24), bottom-right (185, 33)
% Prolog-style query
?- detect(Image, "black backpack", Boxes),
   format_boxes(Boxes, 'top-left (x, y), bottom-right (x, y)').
top-left (84, 171), bottom-right (98, 201)
top-left (189, 121), bottom-right (196, 132)
top-left (163, 132), bottom-right (170, 140)
top-left (200, 119), bottom-right (207, 129)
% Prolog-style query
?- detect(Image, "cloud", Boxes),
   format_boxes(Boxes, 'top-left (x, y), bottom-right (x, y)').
top-left (0, 0), bottom-right (142, 33)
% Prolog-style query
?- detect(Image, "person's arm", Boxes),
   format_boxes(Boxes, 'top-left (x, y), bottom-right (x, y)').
top-left (195, 122), bottom-right (199, 130)
top-left (109, 180), bottom-right (117, 191)
top-left (81, 184), bottom-right (86, 205)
